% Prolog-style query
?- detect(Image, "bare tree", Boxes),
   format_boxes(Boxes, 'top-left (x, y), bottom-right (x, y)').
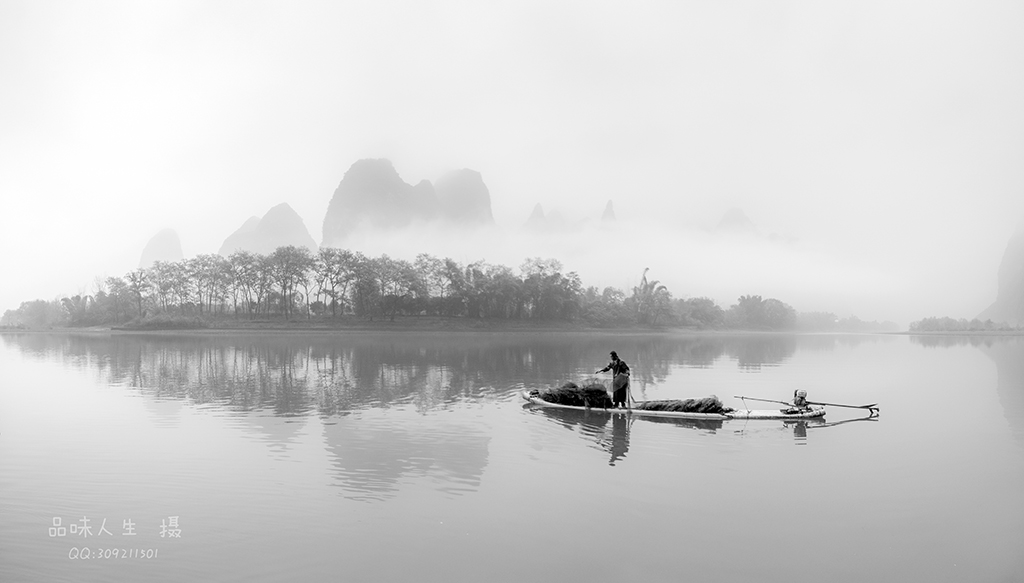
top-left (125, 268), bottom-right (151, 318)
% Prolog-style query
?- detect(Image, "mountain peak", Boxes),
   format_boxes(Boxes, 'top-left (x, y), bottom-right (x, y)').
top-left (219, 203), bottom-right (317, 256)
top-left (977, 219), bottom-right (1024, 325)
top-left (601, 200), bottom-right (616, 222)
top-left (715, 208), bottom-right (757, 234)
top-left (139, 228), bottom-right (184, 268)
top-left (435, 169), bottom-right (494, 224)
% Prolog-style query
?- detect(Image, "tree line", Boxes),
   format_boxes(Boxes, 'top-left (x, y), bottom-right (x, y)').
top-left (3, 245), bottom-right (821, 330)
top-left (908, 316), bottom-right (1019, 332)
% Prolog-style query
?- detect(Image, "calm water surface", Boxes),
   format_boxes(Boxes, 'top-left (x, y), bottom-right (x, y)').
top-left (1, 332), bottom-right (1022, 582)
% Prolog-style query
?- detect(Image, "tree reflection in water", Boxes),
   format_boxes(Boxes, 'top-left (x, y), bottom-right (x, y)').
top-left (0, 332), bottom-right (817, 415)
top-left (0, 332), bottom-right (910, 422)
top-left (323, 417), bottom-right (490, 501)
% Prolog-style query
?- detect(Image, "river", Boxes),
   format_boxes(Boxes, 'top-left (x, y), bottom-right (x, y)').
top-left (1, 331), bottom-right (1022, 582)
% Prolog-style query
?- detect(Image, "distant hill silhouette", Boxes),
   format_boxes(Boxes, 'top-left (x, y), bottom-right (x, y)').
top-left (524, 203), bottom-right (547, 230)
top-left (523, 201), bottom-right (617, 233)
top-left (601, 200), bottom-right (616, 222)
top-left (218, 203), bottom-right (317, 256)
top-left (434, 169), bottom-right (495, 225)
top-left (715, 208), bottom-right (758, 234)
top-left (978, 221), bottom-right (1024, 326)
top-left (522, 203), bottom-right (575, 232)
top-left (321, 159), bottom-right (493, 246)
top-left (139, 229), bottom-right (184, 268)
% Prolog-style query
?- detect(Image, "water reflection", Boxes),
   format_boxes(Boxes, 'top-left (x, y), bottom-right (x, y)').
top-left (731, 418), bottom-right (824, 443)
top-left (0, 332), bottom-right (890, 414)
top-left (978, 339), bottom-right (1024, 448)
top-left (910, 335), bottom-right (1024, 447)
top-left (527, 402), bottom-right (869, 457)
top-left (729, 415), bottom-right (880, 445)
top-left (0, 332), bottom-right (894, 506)
top-left (323, 418), bottom-right (490, 500)
top-left (527, 405), bottom-right (730, 465)
top-left (785, 416), bottom-right (879, 444)
top-left (908, 334), bottom-right (1012, 350)
top-left (729, 335), bottom-right (797, 370)
top-left (527, 407), bottom-right (632, 465)
top-left (787, 419), bottom-right (811, 442)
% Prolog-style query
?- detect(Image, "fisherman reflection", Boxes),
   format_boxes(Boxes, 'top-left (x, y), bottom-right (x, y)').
top-left (784, 416), bottom-right (873, 444)
top-left (606, 414), bottom-right (630, 466)
top-left (787, 420), bottom-right (809, 443)
top-left (532, 407), bottom-right (631, 465)
top-left (588, 413), bottom-right (631, 466)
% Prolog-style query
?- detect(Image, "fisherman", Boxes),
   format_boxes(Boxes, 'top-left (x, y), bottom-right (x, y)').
top-left (595, 351), bottom-right (631, 408)
top-left (782, 389), bottom-right (811, 414)
top-left (792, 389), bottom-right (809, 409)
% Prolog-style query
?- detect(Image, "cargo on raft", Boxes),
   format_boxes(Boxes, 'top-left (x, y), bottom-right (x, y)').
top-left (523, 383), bottom-right (826, 420)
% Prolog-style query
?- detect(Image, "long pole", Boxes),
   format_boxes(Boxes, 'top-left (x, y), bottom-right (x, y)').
top-left (626, 373), bottom-right (633, 410)
top-left (734, 395), bottom-right (879, 414)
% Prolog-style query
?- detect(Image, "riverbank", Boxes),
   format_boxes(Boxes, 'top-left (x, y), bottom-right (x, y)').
top-left (0, 316), bottom-right (853, 337)
top-left (0, 315), bottom-right (929, 336)
top-left (1, 316), bottom-right (692, 336)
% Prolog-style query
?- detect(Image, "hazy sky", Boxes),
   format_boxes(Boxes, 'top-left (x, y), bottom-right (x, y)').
top-left (2, 1), bottom-right (1022, 326)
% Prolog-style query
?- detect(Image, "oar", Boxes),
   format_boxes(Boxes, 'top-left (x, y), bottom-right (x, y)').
top-left (735, 395), bottom-right (879, 413)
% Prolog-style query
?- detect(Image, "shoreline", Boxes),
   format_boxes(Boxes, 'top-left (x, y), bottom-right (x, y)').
top-left (0, 317), bottom-right (914, 337)
top-left (9, 316), bottom-right (1018, 337)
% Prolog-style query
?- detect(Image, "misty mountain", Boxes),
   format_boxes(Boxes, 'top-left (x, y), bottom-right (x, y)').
top-left (715, 208), bottom-right (758, 234)
top-left (218, 203), bottom-right (317, 256)
top-left (977, 222), bottom-right (1024, 326)
top-left (524, 201), bottom-right (615, 232)
top-left (523, 203), bottom-right (577, 232)
top-left (525, 203), bottom-right (547, 230)
top-left (139, 228), bottom-right (184, 268)
top-left (601, 200), bottom-right (616, 222)
top-left (434, 169), bottom-right (495, 225)
top-left (321, 159), bottom-right (493, 247)
top-left (713, 208), bottom-right (795, 243)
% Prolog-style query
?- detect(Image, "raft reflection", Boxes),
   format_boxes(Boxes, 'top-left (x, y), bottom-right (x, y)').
top-left (527, 405), bottom-right (727, 465)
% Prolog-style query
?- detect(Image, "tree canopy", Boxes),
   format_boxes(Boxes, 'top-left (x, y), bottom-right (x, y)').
top-left (0, 246), bottom-right (877, 332)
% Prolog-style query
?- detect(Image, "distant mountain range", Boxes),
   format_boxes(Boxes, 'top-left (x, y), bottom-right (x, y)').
top-left (139, 159), bottom-right (639, 258)
top-left (137, 160), bottom-right (806, 266)
top-left (523, 200), bottom-right (617, 233)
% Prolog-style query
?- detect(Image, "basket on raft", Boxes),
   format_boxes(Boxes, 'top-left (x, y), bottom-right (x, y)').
top-left (530, 382), bottom-right (734, 414)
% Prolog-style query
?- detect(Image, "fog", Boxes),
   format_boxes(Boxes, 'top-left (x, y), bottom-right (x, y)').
top-left (2, 1), bottom-right (1023, 327)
